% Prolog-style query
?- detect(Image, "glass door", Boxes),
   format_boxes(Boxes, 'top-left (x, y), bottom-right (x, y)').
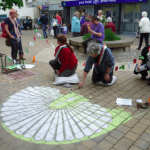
top-left (122, 4), bottom-right (141, 33)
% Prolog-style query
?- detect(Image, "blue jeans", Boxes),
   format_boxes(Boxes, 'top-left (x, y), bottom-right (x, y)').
top-left (57, 24), bottom-right (61, 34)
top-left (42, 24), bottom-right (47, 38)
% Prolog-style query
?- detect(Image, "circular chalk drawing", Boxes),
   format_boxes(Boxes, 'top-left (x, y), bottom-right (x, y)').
top-left (1, 87), bottom-right (133, 145)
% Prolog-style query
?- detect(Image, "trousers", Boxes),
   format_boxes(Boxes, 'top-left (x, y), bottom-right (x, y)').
top-left (49, 59), bottom-right (77, 77)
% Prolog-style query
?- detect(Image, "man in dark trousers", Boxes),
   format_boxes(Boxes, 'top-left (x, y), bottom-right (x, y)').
top-left (29, 18), bottom-right (32, 30)
top-left (39, 12), bottom-right (48, 38)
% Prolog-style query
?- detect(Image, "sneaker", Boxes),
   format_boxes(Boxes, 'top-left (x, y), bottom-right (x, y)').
top-left (137, 48), bottom-right (141, 50)
top-left (13, 60), bottom-right (18, 65)
top-left (141, 76), bottom-right (146, 80)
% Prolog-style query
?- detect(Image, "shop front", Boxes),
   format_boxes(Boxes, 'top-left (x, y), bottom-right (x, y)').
top-left (49, 4), bottom-right (63, 25)
top-left (62, 0), bottom-right (149, 34)
top-left (70, 5), bottom-right (94, 22)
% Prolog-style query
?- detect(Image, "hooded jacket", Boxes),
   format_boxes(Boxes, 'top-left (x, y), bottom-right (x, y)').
top-left (139, 12), bottom-right (150, 33)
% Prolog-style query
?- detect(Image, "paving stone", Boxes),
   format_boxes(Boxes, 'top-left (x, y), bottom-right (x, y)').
top-left (125, 131), bottom-right (139, 142)
top-left (116, 124), bottom-right (130, 134)
top-left (105, 135), bottom-right (118, 144)
top-left (139, 118), bottom-right (150, 126)
top-left (128, 145), bottom-right (142, 150)
top-left (98, 140), bottom-right (113, 150)
top-left (0, 143), bottom-right (14, 150)
top-left (74, 142), bottom-right (81, 146)
top-left (145, 129), bottom-right (150, 135)
top-left (76, 144), bottom-right (90, 150)
top-left (113, 138), bottom-right (133, 150)
top-left (110, 130), bottom-right (124, 140)
top-left (60, 144), bottom-right (75, 150)
top-left (35, 144), bottom-right (56, 150)
top-left (140, 133), bottom-right (150, 142)
top-left (123, 118), bottom-right (139, 128)
top-left (131, 123), bottom-right (147, 135)
top-left (134, 139), bottom-right (149, 150)
top-left (92, 133), bottom-right (109, 143)
top-left (52, 146), bottom-right (63, 150)
top-left (82, 140), bottom-right (97, 149)
top-left (91, 145), bottom-right (103, 150)
top-left (0, 138), bottom-right (4, 146)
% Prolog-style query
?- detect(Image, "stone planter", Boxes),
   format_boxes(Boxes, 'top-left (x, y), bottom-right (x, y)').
top-left (69, 36), bottom-right (134, 54)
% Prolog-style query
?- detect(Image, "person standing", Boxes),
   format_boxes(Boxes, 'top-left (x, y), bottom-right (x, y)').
top-left (51, 16), bottom-right (58, 38)
top-left (71, 11), bottom-right (81, 37)
top-left (40, 12), bottom-right (48, 38)
top-left (56, 13), bottom-right (62, 34)
top-left (97, 10), bottom-right (104, 21)
top-left (16, 12), bottom-right (25, 60)
top-left (137, 11), bottom-right (150, 50)
top-left (5, 9), bottom-right (21, 64)
top-left (105, 17), bottom-right (116, 33)
top-left (29, 18), bottom-right (32, 30)
top-left (62, 23), bottom-right (68, 35)
top-left (25, 17), bottom-right (29, 31)
top-left (80, 17), bottom-right (92, 36)
top-left (80, 12), bottom-right (85, 27)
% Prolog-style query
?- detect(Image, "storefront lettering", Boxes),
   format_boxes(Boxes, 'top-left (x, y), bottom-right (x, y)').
top-left (85, 0), bottom-right (92, 4)
top-left (101, 0), bottom-right (116, 2)
top-left (93, 0), bottom-right (99, 4)
top-left (79, 1), bottom-right (85, 5)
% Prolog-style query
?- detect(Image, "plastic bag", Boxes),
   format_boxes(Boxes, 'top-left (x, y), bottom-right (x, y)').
top-left (50, 29), bottom-right (54, 36)
top-left (53, 74), bottom-right (80, 85)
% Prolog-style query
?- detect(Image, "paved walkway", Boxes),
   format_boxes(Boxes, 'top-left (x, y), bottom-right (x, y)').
top-left (0, 30), bottom-right (150, 150)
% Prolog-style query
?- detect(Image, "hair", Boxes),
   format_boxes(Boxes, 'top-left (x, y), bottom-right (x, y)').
top-left (86, 42), bottom-right (101, 56)
top-left (142, 11), bottom-right (147, 17)
top-left (53, 15), bottom-right (56, 19)
top-left (42, 11), bottom-right (45, 14)
top-left (107, 17), bottom-right (112, 23)
top-left (63, 23), bottom-right (66, 26)
top-left (9, 9), bottom-right (16, 15)
top-left (98, 10), bottom-right (102, 14)
top-left (91, 15), bottom-right (99, 21)
top-left (26, 17), bottom-right (28, 19)
top-left (56, 34), bottom-right (74, 52)
top-left (74, 11), bottom-right (79, 16)
top-left (85, 17), bottom-right (89, 22)
top-left (81, 12), bottom-right (85, 16)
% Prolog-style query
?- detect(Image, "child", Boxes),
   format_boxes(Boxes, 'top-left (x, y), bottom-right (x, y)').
top-left (62, 23), bottom-right (68, 35)
top-left (48, 25), bottom-right (51, 35)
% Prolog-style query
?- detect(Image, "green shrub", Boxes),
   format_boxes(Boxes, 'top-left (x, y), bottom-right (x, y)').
top-left (104, 28), bottom-right (121, 41)
top-left (82, 29), bottom-right (121, 41)
top-left (82, 33), bottom-right (92, 40)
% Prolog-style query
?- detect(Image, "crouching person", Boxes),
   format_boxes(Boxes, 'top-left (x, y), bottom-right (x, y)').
top-left (49, 34), bottom-right (78, 77)
top-left (78, 42), bottom-right (115, 87)
top-left (134, 45), bottom-right (150, 85)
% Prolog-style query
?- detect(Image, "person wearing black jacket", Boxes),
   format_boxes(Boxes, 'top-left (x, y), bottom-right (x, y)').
top-left (39, 12), bottom-right (48, 38)
top-left (29, 18), bottom-right (32, 30)
top-left (134, 45), bottom-right (150, 85)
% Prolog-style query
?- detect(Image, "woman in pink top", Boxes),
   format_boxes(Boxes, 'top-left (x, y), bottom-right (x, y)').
top-left (80, 17), bottom-right (92, 36)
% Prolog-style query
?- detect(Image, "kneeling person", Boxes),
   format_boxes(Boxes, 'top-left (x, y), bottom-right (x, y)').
top-left (49, 34), bottom-right (78, 77)
top-left (134, 45), bottom-right (150, 85)
top-left (78, 42), bottom-right (115, 87)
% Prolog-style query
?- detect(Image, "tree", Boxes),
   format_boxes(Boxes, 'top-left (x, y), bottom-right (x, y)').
top-left (0, 0), bottom-right (23, 11)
